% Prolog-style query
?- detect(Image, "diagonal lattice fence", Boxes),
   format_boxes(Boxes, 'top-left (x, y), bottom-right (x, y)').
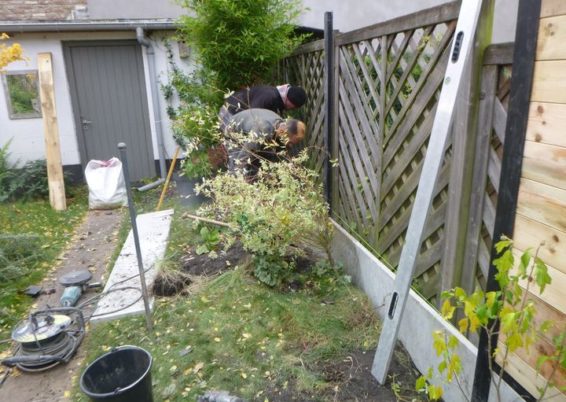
top-left (279, 2), bottom-right (513, 301)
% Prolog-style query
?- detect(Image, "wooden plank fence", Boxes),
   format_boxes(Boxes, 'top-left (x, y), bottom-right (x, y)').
top-left (278, 1), bottom-right (515, 303)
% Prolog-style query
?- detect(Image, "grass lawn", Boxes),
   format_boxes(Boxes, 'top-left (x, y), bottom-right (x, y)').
top-left (0, 188), bottom-right (88, 343)
top-left (76, 269), bottom-right (380, 401)
top-left (72, 196), bottom-right (415, 401)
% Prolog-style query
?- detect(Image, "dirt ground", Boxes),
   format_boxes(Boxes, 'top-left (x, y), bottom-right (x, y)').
top-left (0, 210), bottom-right (122, 402)
top-left (264, 346), bottom-right (421, 402)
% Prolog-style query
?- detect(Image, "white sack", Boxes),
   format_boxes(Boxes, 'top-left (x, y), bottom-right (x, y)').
top-left (85, 158), bottom-right (127, 209)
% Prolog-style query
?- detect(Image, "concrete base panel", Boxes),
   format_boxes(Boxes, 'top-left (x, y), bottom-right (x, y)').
top-left (91, 209), bottom-right (174, 324)
top-left (330, 221), bottom-right (523, 402)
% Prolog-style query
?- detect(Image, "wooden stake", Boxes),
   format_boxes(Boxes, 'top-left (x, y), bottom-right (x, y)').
top-left (181, 212), bottom-right (232, 229)
top-left (156, 147), bottom-right (180, 211)
top-left (38, 52), bottom-right (66, 211)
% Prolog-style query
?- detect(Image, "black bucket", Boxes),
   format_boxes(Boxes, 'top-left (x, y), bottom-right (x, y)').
top-left (80, 345), bottom-right (153, 402)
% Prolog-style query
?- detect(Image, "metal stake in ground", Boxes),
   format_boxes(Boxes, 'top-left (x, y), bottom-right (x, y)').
top-left (118, 142), bottom-right (153, 332)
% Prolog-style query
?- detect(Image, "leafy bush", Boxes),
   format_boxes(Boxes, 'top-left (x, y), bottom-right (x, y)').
top-left (0, 141), bottom-right (67, 202)
top-left (178, 0), bottom-right (304, 90)
top-left (197, 151), bottom-right (334, 287)
top-left (417, 238), bottom-right (565, 401)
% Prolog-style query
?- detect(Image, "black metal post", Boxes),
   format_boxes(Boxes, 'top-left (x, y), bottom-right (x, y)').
top-left (118, 142), bottom-right (153, 333)
top-left (324, 11), bottom-right (335, 209)
top-left (471, 1), bottom-right (541, 400)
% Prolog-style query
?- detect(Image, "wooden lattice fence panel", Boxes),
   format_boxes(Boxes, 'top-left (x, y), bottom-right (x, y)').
top-left (279, 43), bottom-right (326, 172)
top-left (461, 43), bottom-right (514, 295)
top-left (333, 5), bottom-right (460, 299)
top-left (280, 2), bottom-right (514, 301)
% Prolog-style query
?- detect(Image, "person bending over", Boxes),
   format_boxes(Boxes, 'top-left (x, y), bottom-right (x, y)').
top-left (219, 84), bottom-right (307, 131)
top-left (225, 108), bottom-right (306, 180)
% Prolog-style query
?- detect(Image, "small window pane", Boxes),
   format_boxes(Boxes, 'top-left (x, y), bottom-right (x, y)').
top-left (3, 71), bottom-right (42, 119)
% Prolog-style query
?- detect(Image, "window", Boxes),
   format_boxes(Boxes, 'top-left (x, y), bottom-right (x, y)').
top-left (2, 71), bottom-right (42, 119)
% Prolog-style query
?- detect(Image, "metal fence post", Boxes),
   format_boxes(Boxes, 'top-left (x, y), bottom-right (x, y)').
top-left (324, 11), bottom-right (335, 210)
top-left (118, 142), bottom-right (153, 333)
top-left (471, 0), bottom-right (541, 400)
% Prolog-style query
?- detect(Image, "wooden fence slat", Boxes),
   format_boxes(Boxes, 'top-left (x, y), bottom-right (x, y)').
top-left (537, 15), bottom-right (566, 60)
top-left (460, 65), bottom-right (498, 294)
top-left (541, 0), bottom-right (566, 18)
top-left (491, 99), bottom-right (507, 144)
top-left (483, 42), bottom-right (515, 65)
top-left (531, 60), bottom-right (566, 103)
top-left (482, 196), bottom-right (496, 240)
top-left (514, 214), bottom-right (566, 275)
top-left (38, 52), bottom-right (66, 211)
top-left (527, 102), bottom-right (566, 148)
top-left (487, 147), bottom-right (502, 192)
top-left (335, 1), bottom-right (459, 46)
top-left (522, 141), bottom-right (566, 190)
top-left (517, 178), bottom-right (566, 233)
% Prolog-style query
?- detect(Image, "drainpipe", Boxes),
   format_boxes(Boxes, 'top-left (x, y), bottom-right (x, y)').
top-left (136, 27), bottom-right (166, 190)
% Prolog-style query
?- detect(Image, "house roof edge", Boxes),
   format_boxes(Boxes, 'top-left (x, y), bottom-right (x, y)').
top-left (0, 19), bottom-right (177, 33)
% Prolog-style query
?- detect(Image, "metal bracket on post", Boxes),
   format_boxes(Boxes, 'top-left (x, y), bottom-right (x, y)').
top-left (371, 0), bottom-right (485, 384)
top-left (118, 142), bottom-right (154, 333)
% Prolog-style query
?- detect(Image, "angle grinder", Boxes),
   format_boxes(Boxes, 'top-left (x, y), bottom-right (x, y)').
top-left (59, 270), bottom-right (102, 307)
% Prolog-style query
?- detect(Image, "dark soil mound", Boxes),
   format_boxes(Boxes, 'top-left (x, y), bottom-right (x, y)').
top-left (153, 243), bottom-right (248, 297)
top-left (264, 345), bottom-right (421, 402)
top-left (153, 272), bottom-right (192, 296)
top-left (181, 242), bottom-right (247, 276)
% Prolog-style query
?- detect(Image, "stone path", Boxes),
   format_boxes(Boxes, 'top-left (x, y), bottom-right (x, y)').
top-left (0, 209), bottom-right (122, 402)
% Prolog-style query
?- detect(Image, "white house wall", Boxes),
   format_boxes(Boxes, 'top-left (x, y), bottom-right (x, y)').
top-left (0, 30), bottom-right (192, 172)
top-left (0, 36), bottom-right (80, 166)
top-left (299, 0), bottom-right (518, 44)
top-left (140, 30), bottom-right (196, 163)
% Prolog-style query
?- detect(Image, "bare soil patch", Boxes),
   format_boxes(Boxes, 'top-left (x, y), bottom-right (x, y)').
top-left (264, 346), bottom-right (421, 402)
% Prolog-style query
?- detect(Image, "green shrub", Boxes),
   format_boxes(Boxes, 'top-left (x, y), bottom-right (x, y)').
top-left (0, 141), bottom-right (70, 202)
top-left (178, 0), bottom-right (305, 90)
top-left (197, 151), bottom-right (334, 287)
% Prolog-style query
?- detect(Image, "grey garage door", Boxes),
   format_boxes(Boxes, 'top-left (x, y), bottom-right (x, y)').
top-left (64, 41), bottom-right (155, 181)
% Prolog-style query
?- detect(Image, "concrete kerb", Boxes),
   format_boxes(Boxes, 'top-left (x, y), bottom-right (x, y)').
top-left (90, 209), bottom-right (174, 324)
top-left (330, 220), bottom-right (523, 402)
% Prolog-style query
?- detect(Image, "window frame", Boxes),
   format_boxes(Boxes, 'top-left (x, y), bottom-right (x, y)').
top-left (2, 69), bottom-right (42, 120)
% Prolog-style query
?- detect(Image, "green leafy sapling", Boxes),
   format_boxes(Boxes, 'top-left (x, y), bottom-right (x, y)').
top-left (416, 237), bottom-right (565, 401)
top-left (195, 225), bottom-right (221, 257)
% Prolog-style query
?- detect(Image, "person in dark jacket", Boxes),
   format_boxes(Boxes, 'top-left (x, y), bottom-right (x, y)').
top-left (219, 84), bottom-right (307, 131)
top-left (225, 108), bottom-right (306, 180)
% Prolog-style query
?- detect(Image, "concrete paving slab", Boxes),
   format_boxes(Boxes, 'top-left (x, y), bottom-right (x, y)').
top-left (91, 209), bottom-right (173, 324)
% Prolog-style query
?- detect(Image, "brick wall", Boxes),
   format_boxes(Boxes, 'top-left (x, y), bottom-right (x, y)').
top-left (0, 0), bottom-right (87, 21)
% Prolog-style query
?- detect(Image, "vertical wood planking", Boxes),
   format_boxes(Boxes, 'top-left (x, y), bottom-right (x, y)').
top-left (38, 52), bottom-right (66, 211)
top-left (478, 0), bottom-right (566, 398)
